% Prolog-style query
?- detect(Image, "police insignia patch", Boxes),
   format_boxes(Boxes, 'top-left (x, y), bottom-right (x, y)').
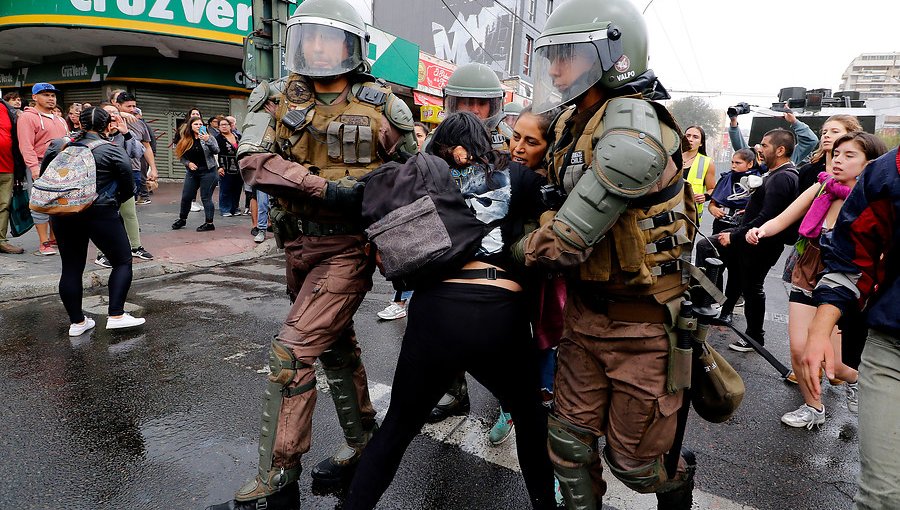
top-left (570, 150), bottom-right (585, 165)
top-left (340, 115), bottom-right (370, 126)
top-left (285, 80), bottom-right (312, 104)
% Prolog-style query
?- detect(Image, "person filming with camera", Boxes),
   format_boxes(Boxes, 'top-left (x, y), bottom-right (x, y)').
top-left (728, 102), bottom-right (818, 166)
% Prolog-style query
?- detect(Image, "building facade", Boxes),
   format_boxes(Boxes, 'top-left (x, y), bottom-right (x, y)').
top-left (840, 52), bottom-right (900, 100)
top-left (0, 0), bottom-right (418, 179)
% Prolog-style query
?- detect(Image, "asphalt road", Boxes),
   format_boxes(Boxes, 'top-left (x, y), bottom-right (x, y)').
top-left (0, 254), bottom-right (858, 510)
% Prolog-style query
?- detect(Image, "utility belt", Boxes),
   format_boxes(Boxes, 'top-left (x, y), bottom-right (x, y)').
top-left (575, 289), bottom-right (668, 323)
top-left (269, 206), bottom-right (363, 247)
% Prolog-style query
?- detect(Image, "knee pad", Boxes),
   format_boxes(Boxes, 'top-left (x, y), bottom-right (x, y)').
top-left (603, 447), bottom-right (666, 494)
top-left (269, 338), bottom-right (314, 396)
top-left (548, 414), bottom-right (597, 465)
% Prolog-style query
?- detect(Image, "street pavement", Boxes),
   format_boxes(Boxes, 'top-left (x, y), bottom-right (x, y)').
top-left (0, 181), bottom-right (276, 303)
top-left (0, 249), bottom-right (860, 509)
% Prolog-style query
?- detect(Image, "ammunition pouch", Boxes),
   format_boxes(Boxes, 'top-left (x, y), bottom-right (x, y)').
top-left (270, 206), bottom-right (300, 248)
top-left (664, 300), bottom-right (696, 394)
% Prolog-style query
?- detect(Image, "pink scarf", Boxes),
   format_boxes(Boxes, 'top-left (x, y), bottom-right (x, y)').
top-left (798, 172), bottom-right (851, 239)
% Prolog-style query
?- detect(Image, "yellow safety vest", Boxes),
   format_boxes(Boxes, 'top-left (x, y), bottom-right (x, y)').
top-left (685, 153), bottom-right (710, 215)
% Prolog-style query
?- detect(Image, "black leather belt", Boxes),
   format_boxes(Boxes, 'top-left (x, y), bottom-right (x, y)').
top-left (300, 219), bottom-right (362, 237)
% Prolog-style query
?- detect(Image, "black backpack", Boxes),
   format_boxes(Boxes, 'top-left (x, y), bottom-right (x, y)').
top-left (361, 153), bottom-right (488, 288)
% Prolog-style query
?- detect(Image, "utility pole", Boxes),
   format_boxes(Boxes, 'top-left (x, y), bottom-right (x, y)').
top-left (243, 0), bottom-right (295, 86)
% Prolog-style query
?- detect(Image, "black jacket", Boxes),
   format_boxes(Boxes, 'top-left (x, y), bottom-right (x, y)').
top-left (732, 161), bottom-right (799, 249)
top-left (40, 132), bottom-right (135, 207)
top-left (1, 99), bottom-right (27, 182)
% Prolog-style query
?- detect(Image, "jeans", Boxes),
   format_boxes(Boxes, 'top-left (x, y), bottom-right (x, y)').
top-left (179, 168), bottom-right (217, 223)
top-left (256, 190), bottom-right (270, 229)
top-left (50, 205), bottom-right (133, 323)
top-left (23, 170), bottom-right (49, 225)
top-left (218, 172), bottom-right (242, 215)
top-left (132, 168), bottom-right (143, 199)
top-left (855, 329), bottom-right (900, 509)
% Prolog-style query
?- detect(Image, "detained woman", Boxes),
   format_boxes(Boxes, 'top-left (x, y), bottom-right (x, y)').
top-left (45, 107), bottom-right (146, 335)
top-left (171, 116), bottom-right (219, 232)
top-left (344, 112), bottom-right (556, 509)
top-left (746, 132), bottom-right (887, 428)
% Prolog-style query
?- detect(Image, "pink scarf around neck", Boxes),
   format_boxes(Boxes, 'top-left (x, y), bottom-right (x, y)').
top-left (798, 172), bottom-right (851, 239)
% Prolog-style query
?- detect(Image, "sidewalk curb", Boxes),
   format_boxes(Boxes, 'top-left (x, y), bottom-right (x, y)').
top-left (0, 239), bottom-right (279, 304)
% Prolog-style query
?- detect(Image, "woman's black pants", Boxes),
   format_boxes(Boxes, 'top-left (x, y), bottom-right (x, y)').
top-left (343, 282), bottom-right (556, 509)
top-left (50, 205), bottom-right (133, 323)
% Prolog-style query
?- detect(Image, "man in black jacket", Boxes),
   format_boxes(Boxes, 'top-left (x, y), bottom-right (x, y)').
top-left (0, 96), bottom-right (26, 254)
top-left (717, 128), bottom-right (799, 351)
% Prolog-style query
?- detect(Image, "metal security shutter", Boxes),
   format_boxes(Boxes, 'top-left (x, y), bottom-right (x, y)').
top-left (133, 88), bottom-right (231, 179)
top-left (61, 87), bottom-right (104, 109)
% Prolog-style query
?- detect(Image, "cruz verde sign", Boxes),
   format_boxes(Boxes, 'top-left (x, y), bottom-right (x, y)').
top-left (0, 0), bottom-right (253, 43)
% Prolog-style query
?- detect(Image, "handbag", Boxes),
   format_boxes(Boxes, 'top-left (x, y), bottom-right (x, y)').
top-left (690, 337), bottom-right (745, 423)
top-left (9, 180), bottom-right (34, 237)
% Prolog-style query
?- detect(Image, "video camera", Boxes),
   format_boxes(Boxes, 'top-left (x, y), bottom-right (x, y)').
top-left (726, 102), bottom-right (751, 117)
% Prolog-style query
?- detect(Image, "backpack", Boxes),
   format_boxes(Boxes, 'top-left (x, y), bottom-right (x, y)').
top-left (29, 139), bottom-right (107, 215)
top-left (361, 153), bottom-right (489, 288)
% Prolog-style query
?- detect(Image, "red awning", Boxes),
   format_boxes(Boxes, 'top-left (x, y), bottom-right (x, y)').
top-left (414, 91), bottom-right (443, 106)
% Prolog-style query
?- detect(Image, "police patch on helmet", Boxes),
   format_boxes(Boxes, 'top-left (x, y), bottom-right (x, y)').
top-left (614, 55), bottom-right (631, 73)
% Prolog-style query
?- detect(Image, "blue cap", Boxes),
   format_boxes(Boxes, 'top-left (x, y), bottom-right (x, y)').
top-left (32, 82), bottom-right (61, 95)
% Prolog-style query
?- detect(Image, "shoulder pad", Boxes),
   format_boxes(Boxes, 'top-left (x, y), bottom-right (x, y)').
top-left (384, 93), bottom-right (414, 132)
top-left (647, 100), bottom-right (682, 155)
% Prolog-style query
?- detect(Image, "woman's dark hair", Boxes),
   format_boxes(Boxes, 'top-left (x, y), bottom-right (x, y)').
top-left (74, 107), bottom-right (111, 140)
top-left (413, 121), bottom-right (430, 135)
top-left (734, 148), bottom-right (756, 164)
top-left (518, 105), bottom-right (563, 146)
top-left (681, 125), bottom-right (708, 156)
top-left (831, 131), bottom-right (888, 162)
top-left (426, 111), bottom-right (492, 164)
top-left (185, 108), bottom-right (203, 123)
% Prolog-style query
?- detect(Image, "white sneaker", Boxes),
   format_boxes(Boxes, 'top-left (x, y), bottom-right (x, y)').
top-left (846, 381), bottom-right (859, 415)
top-left (781, 403), bottom-right (826, 429)
top-left (190, 201), bottom-right (202, 212)
top-left (254, 231), bottom-right (266, 243)
top-left (107, 313), bottom-right (146, 330)
top-left (69, 317), bottom-right (96, 336)
top-left (377, 302), bottom-right (407, 320)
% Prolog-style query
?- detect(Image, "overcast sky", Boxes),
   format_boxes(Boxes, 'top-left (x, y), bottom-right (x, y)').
top-left (633, 0), bottom-right (900, 108)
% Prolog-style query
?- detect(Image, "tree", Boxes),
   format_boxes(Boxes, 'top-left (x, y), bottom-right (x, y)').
top-left (667, 96), bottom-right (720, 153)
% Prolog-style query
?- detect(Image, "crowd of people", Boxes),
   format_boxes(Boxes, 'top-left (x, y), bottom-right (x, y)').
top-left (1, 0), bottom-right (898, 508)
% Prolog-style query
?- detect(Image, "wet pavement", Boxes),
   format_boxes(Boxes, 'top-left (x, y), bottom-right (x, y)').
top-left (0, 254), bottom-right (859, 510)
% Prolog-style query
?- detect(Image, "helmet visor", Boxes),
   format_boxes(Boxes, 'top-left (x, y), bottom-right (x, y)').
top-left (285, 21), bottom-right (363, 77)
top-left (531, 33), bottom-right (624, 113)
top-left (444, 95), bottom-right (503, 120)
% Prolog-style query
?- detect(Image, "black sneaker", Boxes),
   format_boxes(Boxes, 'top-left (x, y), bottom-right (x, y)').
top-left (94, 253), bottom-right (112, 268)
top-left (131, 247), bottom-right (154, 260)
top-left (172, 218), bottom-right (187, 230)
top-left (197, 223), bottom-right (216, 232)
top-left (728, 339), bottom-right (755, 352)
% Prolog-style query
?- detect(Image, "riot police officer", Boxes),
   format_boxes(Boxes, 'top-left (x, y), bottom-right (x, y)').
top-left (513, 0), bottom-right (698, 508)
top-left (443, 62), bottom-right (511, 150)
top-left (211, 0), bottom-right (416, 508)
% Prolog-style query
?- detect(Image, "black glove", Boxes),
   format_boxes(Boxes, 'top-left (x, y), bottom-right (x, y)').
top-left (323, 177), bottom-right (365, 211)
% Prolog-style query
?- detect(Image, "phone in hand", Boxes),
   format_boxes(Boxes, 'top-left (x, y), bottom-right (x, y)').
top-left (199, 125), bottom-right (208, 136)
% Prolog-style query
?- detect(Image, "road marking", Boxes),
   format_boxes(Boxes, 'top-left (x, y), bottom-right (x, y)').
top-left (365, 382), bottom-right (757, 510)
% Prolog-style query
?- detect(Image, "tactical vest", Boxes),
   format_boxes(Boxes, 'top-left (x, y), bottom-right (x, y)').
top-left (273, 74), bottom-right (390, 216)
top-left (685, 153), bottom-right (711, 215)
top-left (549, 98), bottom-right (697, 304)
